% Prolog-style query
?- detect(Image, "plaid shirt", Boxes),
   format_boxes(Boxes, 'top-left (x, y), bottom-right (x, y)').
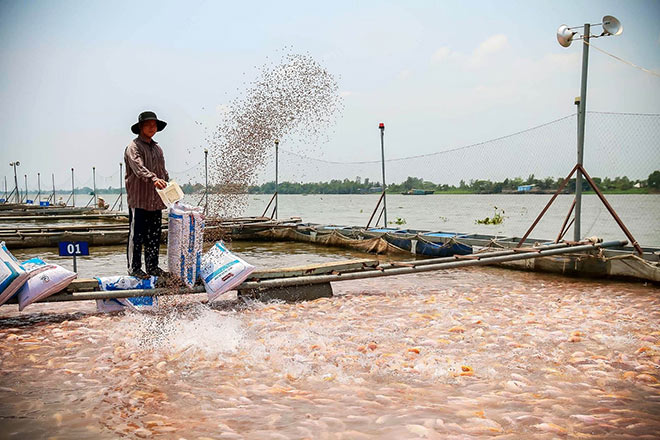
top-left (124, 135), bottom-right (169, 211)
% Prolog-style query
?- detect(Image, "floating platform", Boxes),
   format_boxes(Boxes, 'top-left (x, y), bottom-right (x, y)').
top-left (0, 240), bottom-right (630, 307)
top-left (242, 224), bottom-right (659, 283)
top-left (1, 217), bottom-right (302, 249)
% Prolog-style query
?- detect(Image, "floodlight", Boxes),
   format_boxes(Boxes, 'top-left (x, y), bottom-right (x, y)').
top-left (557, 25), bottom-right (576, 47)
top-left (602, 15), bottom-right (622, 36)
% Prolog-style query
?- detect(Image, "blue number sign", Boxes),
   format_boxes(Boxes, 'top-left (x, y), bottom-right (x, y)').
top-left (58, 241), bottom-right (89, 256)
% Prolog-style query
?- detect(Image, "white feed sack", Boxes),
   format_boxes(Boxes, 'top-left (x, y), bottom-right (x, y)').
top-left (167, 202), bottom-right (204, 287)
top-left (200, 241), bottom-right (255, 302)
top-left (0, 241), bottom-right (29, 306)
top-left (17, 258), bottom-right (77, 310)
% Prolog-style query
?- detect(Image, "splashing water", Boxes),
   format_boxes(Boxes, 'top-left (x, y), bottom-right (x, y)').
top-left (117, 304), bottom-right (244, 358)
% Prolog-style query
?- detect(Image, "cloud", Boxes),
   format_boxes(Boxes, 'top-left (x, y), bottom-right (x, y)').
top-left (475, 34), bottom-right (508, 57)
top-left (432, 46), bottom-right (451, 62)
top-left (398, 69), bottom-right (412, 79)
top-left (469, 34), bottom-right (509, 67)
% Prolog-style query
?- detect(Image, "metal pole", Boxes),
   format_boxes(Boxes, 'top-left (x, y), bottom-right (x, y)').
top-left (119, 163), bottom-right (123, 211)
top-left (24, 174), bottom-right (28, 203)
top-left (92, 166), bottom-right (97, 207)
top-left (73, 254), bottom-right (77, 273)
top-left (71, 167), bottom-right (75, 207)
top-left (12, 163), bottom-right (20, 204)
top-left (274, 140), bottom-right (279, 219)
top-left (37, 172), bottom-right (41, 202)
top-left (574, 23), bottom-right (590, 242)
top-left (51, 173), bottom-right (55, 204)
top-left (3, 176), bottom-right (6, 201)
top-left (204, 149), bottom-right (209, 214)
top-left (578, 164), bottom-right (643, 255)
top-left (379, 123), bottom-right (387, 227)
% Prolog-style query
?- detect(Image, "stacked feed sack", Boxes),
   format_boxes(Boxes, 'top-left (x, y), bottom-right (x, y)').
top-left (167, 202), bottom-right (204, 287)
top-left (0, 242), bottom-right (29, 305)
top-left (17, 258), bottom-right (76, 310)
top-left (1, 244), bottom-right (77, 309)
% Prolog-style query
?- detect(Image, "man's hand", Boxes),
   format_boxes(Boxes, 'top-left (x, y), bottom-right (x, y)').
top-left (154, 179), bottom-right (168, 189)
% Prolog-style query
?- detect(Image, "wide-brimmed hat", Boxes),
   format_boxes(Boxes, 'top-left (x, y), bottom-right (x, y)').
top-left (131, 111), bottom-right (167, 134)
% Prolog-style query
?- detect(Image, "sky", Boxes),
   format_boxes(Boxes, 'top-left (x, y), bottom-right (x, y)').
top-left (1, 0), bottom-right (659, 190)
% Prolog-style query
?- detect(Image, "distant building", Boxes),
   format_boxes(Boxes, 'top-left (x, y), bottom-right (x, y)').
top-left (517, 184), bottom-right (535, 193)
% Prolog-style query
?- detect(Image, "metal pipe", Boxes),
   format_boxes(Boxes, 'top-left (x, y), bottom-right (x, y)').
top-left (261, 192), bottom-right (278, 218)
top-left (379, 123), bottom-right (387, 227)
top-left (555, 198), bottom-right (576, 243)
top-left (574, 23), bottom-right (590, 242)
top-left (518, 164), bottom-right (578, 247)
top-left (238, 240), bottom-right (625, 289)
top-left (377, 241), bottom-right (575, 271)
top-left (366, 190), bottom-right (386, 228)
top-left (71, 168), bottom-right (75, 207)
top-left (578, 165), bottom-right (643, 255)
top-left (37, 240), bottom-right (626, 302)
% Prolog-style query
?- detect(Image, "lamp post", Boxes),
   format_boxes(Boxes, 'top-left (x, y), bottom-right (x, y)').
top-left (557, 15), bottom-right (622, 241)
top-left (274, 139), bottom-right (279, 219)
top-left (71, 167), bottom-right (75, 207)
top-left (204, 149), bottom-right (209, 214)
top-left (92, 166), bottom-right (97, 207)
top-left (379, 123), bottom-right (387, 227)
top-left (9, 161), bottom-right (20, 204)
top-left (119, 163), bottom-right (123, 211)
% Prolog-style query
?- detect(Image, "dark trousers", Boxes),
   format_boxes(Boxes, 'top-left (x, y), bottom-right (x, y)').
top-left (127, 208), bottom-right (162, 273)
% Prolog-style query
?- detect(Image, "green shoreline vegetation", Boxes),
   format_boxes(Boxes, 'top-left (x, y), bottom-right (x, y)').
top-left (243, 171), bottom-right (660, 195)
top-left (16, 171), bottom-right (658, 196)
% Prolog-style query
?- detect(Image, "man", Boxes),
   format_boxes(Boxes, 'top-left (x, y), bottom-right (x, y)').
top-left (124, 111), bottom-right (169, 279)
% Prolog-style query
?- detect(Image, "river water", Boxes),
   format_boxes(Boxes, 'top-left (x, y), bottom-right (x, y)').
top-left (1, 195), bottom-right (659, 439)
top-left (11, 193), bottom-right (660, 245)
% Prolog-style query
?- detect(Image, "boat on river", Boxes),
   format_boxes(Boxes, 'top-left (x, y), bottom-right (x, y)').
top-left (401, 189), bottom-right (434, 195)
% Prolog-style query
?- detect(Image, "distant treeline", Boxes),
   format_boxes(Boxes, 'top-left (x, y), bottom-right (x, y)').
top-left (245, 171), bottom-right (660, 195)
top-left (18, 171), bottom-right (658, 195)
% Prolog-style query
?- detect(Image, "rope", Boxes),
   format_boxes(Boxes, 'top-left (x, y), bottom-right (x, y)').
top-left (585, 40), bottom-right (660, 78)
top-left (281, 114), bottom-right (578, 165)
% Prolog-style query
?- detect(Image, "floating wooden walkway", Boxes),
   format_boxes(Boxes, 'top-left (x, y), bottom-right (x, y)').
top-left (1, 217), bottom-right (302, 249)
top-left (0, 212), bottom-right (128, 222)
top-left (1, 240), bottom-right (627, 306)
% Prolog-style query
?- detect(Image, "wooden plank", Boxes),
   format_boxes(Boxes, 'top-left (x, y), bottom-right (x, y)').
top-left (238, 282), bottom-right (333, 302)
top-left (65, 278), bottom-right (100, 292)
